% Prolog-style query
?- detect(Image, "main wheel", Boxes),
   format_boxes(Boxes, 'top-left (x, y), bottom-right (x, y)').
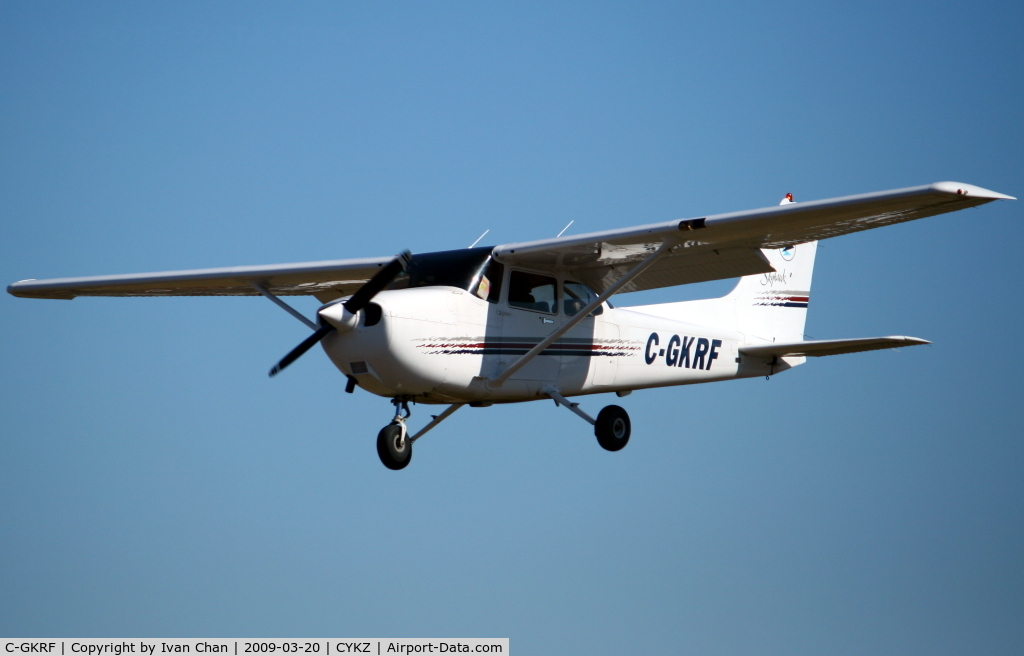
top-left (595, 405), bottom-right (631, 451)
top-left (377, 423), bottom-right (412, 470)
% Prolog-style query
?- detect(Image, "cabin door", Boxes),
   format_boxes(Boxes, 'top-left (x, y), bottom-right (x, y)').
top-left (495, 269), bottom-right (562, 382)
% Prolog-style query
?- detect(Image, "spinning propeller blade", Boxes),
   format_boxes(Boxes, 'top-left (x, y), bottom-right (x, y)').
top-left (268, 250), bottom-right (412, 377)
top-left (343, 250), bottom-right (412, 314)
top-left (269, 324), bottom-right (334, 377)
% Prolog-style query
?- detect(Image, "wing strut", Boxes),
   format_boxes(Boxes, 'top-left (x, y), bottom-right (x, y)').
top-left (542, 385), bottom-right (596, 425)
top-left (487, 239), bottom-right (676, 389)
top-left (250, 282), bottom-right (317, 330)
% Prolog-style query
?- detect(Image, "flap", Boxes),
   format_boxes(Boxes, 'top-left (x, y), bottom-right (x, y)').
top-left (576, 246), bottom-right (773, 294)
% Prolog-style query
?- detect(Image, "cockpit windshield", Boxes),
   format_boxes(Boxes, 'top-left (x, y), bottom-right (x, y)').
top-left (388, 246), bottom-right (503, 303)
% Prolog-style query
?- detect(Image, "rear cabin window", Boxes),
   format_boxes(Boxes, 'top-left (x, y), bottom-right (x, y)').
top-left (508, 271), bottom-right (558, 314)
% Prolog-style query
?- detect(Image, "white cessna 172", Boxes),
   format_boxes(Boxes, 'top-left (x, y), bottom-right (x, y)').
top-left (9, 181), bottom-right (1014, 469)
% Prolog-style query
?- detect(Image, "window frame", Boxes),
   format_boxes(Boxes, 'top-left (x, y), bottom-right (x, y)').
top-left (505, 268), bottom-right (560, 315)
top-left (470, 257), bottom-right (504, 304)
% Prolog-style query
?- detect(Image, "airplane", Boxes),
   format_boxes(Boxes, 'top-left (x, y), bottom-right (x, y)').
top-left (8, 181), bottom-right (1014, 470)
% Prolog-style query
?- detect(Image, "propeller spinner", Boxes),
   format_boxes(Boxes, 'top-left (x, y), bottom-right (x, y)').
top-left (268, 250), bottom-right (412, 377)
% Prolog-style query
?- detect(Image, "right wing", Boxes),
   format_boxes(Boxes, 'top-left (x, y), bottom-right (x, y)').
top-left (7, 257), bottom-right (393, 302)
top-left (493, 181), bottom-right (1014, 294)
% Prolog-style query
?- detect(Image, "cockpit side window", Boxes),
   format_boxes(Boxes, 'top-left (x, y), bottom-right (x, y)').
top-left (563, 281), bottom-right (604, 316)
top-left (508, 270), bottom-right (558, 314)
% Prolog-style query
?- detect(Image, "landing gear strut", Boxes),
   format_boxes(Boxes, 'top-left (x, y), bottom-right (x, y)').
top-left (377, 399), bottom-right (412, 470)
top-left (542, 385), bottom-right (632, 452)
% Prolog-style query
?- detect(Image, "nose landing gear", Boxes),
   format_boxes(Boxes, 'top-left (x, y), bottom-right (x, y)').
top-left (377, 399), bottom-right (412, 470)
top-left (375, 399), bottom-right (466, 470)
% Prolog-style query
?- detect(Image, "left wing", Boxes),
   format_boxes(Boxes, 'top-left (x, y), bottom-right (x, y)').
top-left (7, 257), bottom-right (393, 302)
top-left (493, 181), bottom-right (1014, 293)
top-left (739, 336), bottom-right (930, 358)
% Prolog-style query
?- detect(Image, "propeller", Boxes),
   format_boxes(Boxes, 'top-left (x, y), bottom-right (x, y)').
top-left (268, 250), bottom-right (412, 377)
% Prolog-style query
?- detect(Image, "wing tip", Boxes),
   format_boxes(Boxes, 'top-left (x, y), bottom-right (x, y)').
top-left (7, 280), bottom-right (76, 300)
top-left (886, 335), bottom-right (932, 346)
top-left (931, 181), bottom-right (1015, 201)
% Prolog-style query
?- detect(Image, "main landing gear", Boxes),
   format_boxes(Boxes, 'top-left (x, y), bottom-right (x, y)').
top-left (374, 391), bottom-right (628, 469)
top-left (542, 385), bottom-right (631, 452)
top-left (594, 405), bottom-right (631, 451)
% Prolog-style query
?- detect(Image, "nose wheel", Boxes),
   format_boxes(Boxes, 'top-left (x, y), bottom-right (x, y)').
top-left (377, 398), bottom-right (413, 470)
top-left (377, 421), bottom-right (412, 470)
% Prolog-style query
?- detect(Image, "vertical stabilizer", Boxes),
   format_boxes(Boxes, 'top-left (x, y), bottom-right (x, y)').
top-left (624, 240), bottom-right (819, 346)
top-left (725, 241), bottom-right (817, 343)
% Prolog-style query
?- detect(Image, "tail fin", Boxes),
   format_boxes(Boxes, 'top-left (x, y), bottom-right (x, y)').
top-left (626, 241), bottom-right (818, 344)
top-left (724, 241), bottom-right (817, 343)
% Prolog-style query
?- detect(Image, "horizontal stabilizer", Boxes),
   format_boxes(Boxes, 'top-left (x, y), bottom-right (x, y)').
top-left (740, 336), bottom-right (930, 358)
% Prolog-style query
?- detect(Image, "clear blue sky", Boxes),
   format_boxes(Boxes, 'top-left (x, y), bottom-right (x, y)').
top-left (2, 2), bottom-right (1021, 653)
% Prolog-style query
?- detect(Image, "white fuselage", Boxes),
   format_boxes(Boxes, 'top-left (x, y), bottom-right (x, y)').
top-left (321, 280), bottom-right (786, 404)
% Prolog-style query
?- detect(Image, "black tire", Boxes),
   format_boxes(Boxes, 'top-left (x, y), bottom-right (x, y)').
top-left (377, 423), bottom-right (412, 470)
top-left (595, 405), bottom-right (631, 452)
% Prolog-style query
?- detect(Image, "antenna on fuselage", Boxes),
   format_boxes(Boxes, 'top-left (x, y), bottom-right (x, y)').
top-left (556, 220), bottom-right (574, 238)
top-left (468, 229), bottom-right (489, 248)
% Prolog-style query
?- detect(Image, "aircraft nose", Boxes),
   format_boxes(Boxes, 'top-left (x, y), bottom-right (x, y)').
top-left (318, 302), bottom-right (359, 332)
